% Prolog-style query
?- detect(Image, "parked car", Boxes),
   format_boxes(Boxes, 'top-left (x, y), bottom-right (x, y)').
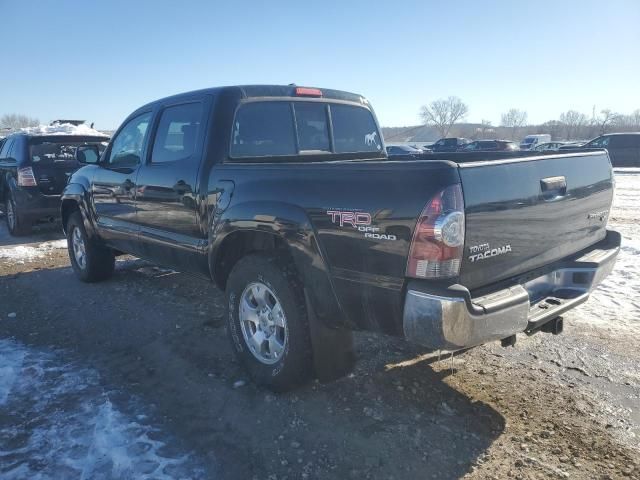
top-left (386, 145), bottom-right (423, 157)
top-left (520, 134), bottom-right (551, 150)
top-left (533, 142), bottom-right (567, 152)
top-left (429, 137), bottom-right (470, 152)
top-left (461, 140), bottom-right (519, 151)
top-left (0, 127), bottom-right (108, 235)
top-left (61, 84), bottom-right (619, 390)
top-left (572, 133), bottom-right (640, 167)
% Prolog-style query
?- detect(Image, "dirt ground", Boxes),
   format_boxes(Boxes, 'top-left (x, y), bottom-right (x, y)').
top-left (0, 171), bottom-right (638, 479)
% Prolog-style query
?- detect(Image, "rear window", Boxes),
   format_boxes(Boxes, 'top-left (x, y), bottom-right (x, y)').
top-left (231, 102), bottom-right (296, 157)
top-left (230, 101), bottom-right (381, 159)
top-left (294, 103), bottom-right (330, 152)
top-left (611, 134), bottom-right (640, 148)
top-left (331, 104), bottom-right (381, 153)
top-left (29, 137), bottom-right (108, 164)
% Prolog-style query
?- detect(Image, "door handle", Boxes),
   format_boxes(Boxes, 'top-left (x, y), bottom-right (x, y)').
top-left (540, 176), bottom-right (567, 199)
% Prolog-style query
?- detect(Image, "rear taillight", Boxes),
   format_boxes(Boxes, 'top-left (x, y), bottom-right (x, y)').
top-left (407, 184), bottom-right (465, 279)
top-left (17, 167), bottom-right (37, 187)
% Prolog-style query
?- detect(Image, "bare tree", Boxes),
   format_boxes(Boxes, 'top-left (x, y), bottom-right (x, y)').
top-left (615, 109), bottom-right (640, 131)
top-left (632, 109), bottom-right (640, 130)
top-left (0, 113), bottom-right (39, 130)
top-left (476, 119), bottom-right (494, 139)
top-left (595, 109), bottom-right (620, 135)
top-left (559, 110), bottom-right (588, 140)
top-left (420, 96), bottom-right (468, 138)
top-left (541, 120), bottom-right (563, 140)
top-left (500, 109), bottom-right (528, 139)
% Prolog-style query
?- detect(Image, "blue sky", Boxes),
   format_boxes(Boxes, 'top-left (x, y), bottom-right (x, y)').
top-left (1, 0), bottom-right (638, 129)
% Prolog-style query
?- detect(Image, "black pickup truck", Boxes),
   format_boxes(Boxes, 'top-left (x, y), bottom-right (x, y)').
top-left (61, 85), bottom-right (620, 390)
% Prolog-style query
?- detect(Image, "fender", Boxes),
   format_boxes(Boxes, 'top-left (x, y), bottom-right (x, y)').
top-left (2, 173), bottom-right (18, 199)
top-left (60, 178), bottom-right (98, 239)
top-left (209, 200), bottom-right (351, 330)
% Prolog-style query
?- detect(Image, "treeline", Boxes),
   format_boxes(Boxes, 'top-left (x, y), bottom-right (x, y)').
top-left (385, 97), bottom-right (640, 142)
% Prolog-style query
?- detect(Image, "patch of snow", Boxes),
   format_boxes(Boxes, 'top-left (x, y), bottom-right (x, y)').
top-left (19, 123), bottom-right (109, 137)
top-left (0, 339), bottom-right (207, 479)
top-left (0, 239), bottom-right (68, 262)
top-left (570, 171), bottom-right (640, 335)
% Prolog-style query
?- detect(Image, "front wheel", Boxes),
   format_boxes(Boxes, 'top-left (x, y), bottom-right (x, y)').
top-left (66, 211), bottom-right (115, 282)
top-left (226, 254), bottom-right (313, 391)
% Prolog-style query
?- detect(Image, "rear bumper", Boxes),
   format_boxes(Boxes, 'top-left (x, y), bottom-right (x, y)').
top-left (403, 230), bottom-right (621, 351)
top-left (13, 188), bottom-right (61, 221)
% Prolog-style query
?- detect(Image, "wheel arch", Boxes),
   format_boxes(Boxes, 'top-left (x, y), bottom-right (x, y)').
top-left (209, 201), bottom-right (349, 330)
top-left (60, 183), bottom-right (96, 237)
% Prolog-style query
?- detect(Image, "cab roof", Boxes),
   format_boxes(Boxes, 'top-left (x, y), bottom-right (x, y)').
top-left (138, 84), bottom-right (368, 110)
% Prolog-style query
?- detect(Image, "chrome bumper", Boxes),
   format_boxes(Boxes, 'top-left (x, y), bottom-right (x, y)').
top-left (403, 230), bottom-right (621, 351)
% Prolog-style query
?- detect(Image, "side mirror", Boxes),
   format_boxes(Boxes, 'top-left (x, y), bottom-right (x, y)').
top-left (76, 145), bottom-right (100, 164)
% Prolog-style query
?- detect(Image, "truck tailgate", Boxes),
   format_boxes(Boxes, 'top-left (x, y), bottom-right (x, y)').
top-left (458, 151), bottom-right (614, 291)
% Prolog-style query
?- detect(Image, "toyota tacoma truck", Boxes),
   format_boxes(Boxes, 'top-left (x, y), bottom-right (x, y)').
top-left (61, 85), bottom-right (620, 390)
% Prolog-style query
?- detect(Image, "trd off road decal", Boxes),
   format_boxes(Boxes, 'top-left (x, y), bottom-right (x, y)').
top-left (326, 210), bottom-right (397, 241)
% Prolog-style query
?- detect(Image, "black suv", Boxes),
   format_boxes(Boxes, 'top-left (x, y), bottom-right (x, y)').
top-left (429, 137), bottom-right (470, 152)
top-left (461, 140), bottom-right (520, 152)
top-left (0, 131), bottom-right (108, 235)
top-left (581, 133), bottom-right (640, 167)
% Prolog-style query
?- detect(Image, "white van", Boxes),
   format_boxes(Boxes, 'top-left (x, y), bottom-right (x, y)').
top-left (520, 134), bottom-right (551, 150)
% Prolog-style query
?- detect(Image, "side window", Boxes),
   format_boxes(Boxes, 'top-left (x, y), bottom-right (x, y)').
top-left (611, 135), bottom-right (636, 148)
top-left (106, 112), bottom-right (152, 166)
top-left (294, 103), bottom-right (330, 152)
top-left (231, 102), bottom-right (296, 158)
top-left (151, 102), bottom-right (203, 163)
top-left (331, 104), bottom-right (381, 153)
top-left (444, 139), bottom-right (457, 147)
top-left (0, 138), bottom-right (13, 159)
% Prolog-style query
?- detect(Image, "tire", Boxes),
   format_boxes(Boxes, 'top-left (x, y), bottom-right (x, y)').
top-left (66, 211), bottom-right (115, 282)
top-left (226, 254), bottom-right (313, 391)
top-left (5, 193), bottom-right (31, 236)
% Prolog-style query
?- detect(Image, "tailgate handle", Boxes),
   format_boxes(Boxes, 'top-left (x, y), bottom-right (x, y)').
top-left (540, 176), bottom-right (567, 197)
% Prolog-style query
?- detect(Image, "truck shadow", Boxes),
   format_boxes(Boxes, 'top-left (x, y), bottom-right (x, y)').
top-left (0, 261), bottom-right (505, 479)
top-left (0, 211), bottom-right (65, 246)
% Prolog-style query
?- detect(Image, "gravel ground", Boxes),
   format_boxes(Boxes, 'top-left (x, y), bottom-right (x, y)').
top-left (0, 170), bottom-right (638, 479)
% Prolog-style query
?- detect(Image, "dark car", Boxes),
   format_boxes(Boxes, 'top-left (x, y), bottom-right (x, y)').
top-left (386, 145), bottom-right (423, 157)
top-left (533, 142), bottom-right (568, 152)
top-left (61, 84), bottom-right (618, 390)
top-left (429, 137), bottom-right (470, 152)
top-left (577, 133), bottom-right (640, 167)
top-left (0, 130), bottom-right (108, 235)
top-left (462, 140), bottom-right (519, 152)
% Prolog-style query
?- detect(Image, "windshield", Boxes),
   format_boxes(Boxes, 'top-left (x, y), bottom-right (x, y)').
top-left (587, 136), bottom-right (610, 148)
top-left (29, 137), bottom-right (108, 164)
top-left (522, 137), bottom-right (535, 144)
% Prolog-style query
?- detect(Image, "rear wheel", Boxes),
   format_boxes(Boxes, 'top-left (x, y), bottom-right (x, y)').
top-left (5, 193), bottom-right (31, 236)
top-left (66, 211), bottom-right (115, 282)
top-left (226, 254), bottom-right (313, 391)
